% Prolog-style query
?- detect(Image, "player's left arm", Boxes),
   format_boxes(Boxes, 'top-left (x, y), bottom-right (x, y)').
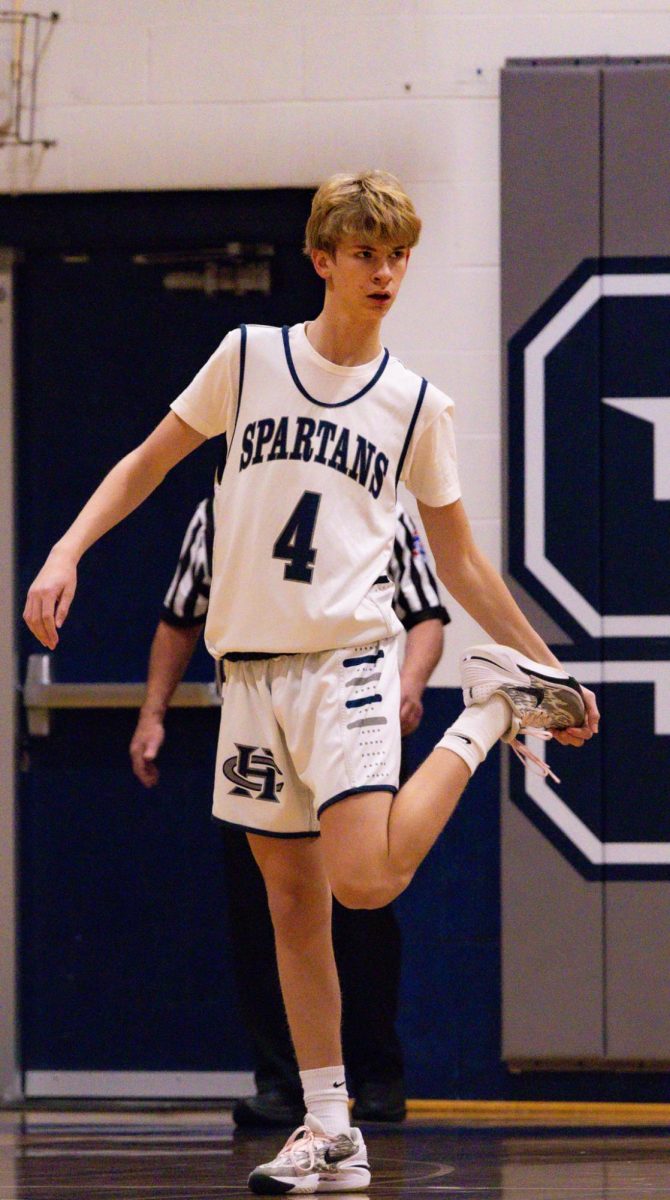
top-left (418, 497), bottom-right (600, 746)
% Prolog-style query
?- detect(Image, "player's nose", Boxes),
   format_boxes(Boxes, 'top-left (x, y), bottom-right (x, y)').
top-left (372, 259), bottom-right (392, 284)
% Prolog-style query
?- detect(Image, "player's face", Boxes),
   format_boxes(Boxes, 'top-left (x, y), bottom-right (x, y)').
top-left (315, 237), bottom-right (410, 318)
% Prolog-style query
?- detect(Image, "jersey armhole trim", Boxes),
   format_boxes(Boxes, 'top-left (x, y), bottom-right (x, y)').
top-left (204, 495), bottom-right (215, 574)
top-left (395, 377), bottom-right (428, 485)
top-left (230, 323), bottom-right (247, 446)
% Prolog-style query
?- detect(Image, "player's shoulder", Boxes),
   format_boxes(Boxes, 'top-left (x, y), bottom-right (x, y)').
top-left (214, 322), bottom-right (280, 352)
top-left (242, 322), bottom-right (284, 342)
top-left (387, 353), bottom-right (454, 418)
top-left (240, 322), bottom-right (287, 361)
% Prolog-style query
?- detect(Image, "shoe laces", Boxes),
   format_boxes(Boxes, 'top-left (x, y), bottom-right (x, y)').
top-left (509, 729), bottom-right (560, 784)
top-left (278, 1123), bottom-right (342, 1176)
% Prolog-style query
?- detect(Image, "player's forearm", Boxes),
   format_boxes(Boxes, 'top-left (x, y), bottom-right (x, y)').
top-left (400, 618), bottom-right (444, 696)
top-left (142, 621), bottom-right (202, 717)
top-left (52, 413), bottom-right (205, 565)
top-left (441, 546), bottom-right (561, 668)
top-left (54, 447), bottom-right (169, 564)
top-left (419, 498), bottom-right (561, 669)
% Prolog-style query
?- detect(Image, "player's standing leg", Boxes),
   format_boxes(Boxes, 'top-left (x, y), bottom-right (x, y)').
top-left (246, 834), bottom-right (370, 1194)
top-left (220, 826), bottom-right (304, 1126)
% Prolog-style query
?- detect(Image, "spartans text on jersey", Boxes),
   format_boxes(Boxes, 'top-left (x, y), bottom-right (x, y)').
top-left (238, 415), bottom-right (389, 498)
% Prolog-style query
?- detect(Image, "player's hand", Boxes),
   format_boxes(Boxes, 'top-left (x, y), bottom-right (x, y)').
top-left (552, 685), bottom-right (600, 747)
top-left (400, 679), bottom-right (424, 737)
top-left (23, 548), bottom-right (78, 649)
top-left (130, 709), bottom-right (165, 788)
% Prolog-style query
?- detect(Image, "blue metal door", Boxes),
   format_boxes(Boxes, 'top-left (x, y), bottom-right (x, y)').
top-left (14, 191), bottom-right (320, 1094)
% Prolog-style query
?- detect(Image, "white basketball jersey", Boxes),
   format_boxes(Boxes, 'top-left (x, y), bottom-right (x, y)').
top-left (192, 324), bottom-right (449, 657)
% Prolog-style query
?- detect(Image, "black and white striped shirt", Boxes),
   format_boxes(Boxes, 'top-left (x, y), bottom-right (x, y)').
top-left (162, 498), bottom-right (449, 635)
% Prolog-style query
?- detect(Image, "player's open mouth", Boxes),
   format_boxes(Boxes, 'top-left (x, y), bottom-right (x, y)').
top-left (368, 291), bottom-right (391, 300)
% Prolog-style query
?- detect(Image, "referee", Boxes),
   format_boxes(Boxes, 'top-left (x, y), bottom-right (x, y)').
top-left (130, 498), bottom-right (448, 1126)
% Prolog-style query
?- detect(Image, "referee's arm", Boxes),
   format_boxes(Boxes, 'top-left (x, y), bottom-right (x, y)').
top-left (391, 503), bottom-right (449, 737)
top-left (130, 498), bottom-right (213, 787)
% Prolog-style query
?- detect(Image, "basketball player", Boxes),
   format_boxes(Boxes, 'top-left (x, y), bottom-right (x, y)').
top-left (25, 171), bottom-right (599, 1194)
top-left (130, 496), bottom-right (448, 1126)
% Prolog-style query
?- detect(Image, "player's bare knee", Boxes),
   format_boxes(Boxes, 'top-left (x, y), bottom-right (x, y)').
top-left (332, 871), bottom-right (408, 910)
top-left (266, 879), bottom-right (329, 936)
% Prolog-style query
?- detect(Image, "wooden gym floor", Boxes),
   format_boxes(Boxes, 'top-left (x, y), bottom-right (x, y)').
top-left (1, 1103), bottom-right (670, 1199)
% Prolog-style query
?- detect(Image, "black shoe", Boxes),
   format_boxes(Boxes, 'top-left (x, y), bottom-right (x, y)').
top-left (351, 1079), bottom-right (406, 1123)
top-left (232, 1089), bottom-right (305, 1129)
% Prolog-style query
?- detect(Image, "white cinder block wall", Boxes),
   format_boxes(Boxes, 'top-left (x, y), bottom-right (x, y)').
top-left (4, 0), bottom-right (668, 683)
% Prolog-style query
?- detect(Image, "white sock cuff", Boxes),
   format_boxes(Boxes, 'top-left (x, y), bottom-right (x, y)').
top-left (436, 695), bottom-right (511, 777)
top-left (300, 1065), bottom-right (350, 1135)
top-left (300, 1065), bottom-right (347, 1096)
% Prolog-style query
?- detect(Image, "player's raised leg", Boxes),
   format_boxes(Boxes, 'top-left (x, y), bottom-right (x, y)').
top-left (321, 643), bottom-right (586, 910)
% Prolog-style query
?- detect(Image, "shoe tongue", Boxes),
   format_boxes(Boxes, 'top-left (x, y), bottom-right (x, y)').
top-left (304, 1113), bottom-right (327, 1136)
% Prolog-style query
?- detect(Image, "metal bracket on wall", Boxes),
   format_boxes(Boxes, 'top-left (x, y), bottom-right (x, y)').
top-left (23, 653), bottom-right (220, 737)
top-left (0, 10), bottom-right (59, 148)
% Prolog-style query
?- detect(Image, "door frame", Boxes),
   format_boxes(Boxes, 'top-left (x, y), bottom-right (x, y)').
top-left (0, 248), bottom-right (18, 1101)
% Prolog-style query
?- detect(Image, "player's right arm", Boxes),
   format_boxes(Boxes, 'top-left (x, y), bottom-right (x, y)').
top-left (23, 412), bottom-right (205, 649)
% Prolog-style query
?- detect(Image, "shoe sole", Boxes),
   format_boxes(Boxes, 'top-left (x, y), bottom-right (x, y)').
top-left (461, 645), bottom-right (584, 728)
top-left (248, 1165), bottom-right (371, 1194)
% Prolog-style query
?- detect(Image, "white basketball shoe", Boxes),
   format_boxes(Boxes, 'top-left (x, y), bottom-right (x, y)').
top-left (247, 1113), bottom-right (371, 1194)
top-left (460, 644), bottom-right (586, 781)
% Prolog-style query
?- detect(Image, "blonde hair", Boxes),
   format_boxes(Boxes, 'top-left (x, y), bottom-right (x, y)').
top-left (304, 171), bottom-right (421, 256)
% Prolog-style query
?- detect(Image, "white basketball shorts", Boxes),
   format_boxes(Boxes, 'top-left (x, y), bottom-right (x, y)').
top-left (212, 637), bottom-right (401, 836)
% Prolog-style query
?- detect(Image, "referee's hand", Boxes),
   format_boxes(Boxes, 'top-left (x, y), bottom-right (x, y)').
top-left (130, 708), bottom-right (165, 787)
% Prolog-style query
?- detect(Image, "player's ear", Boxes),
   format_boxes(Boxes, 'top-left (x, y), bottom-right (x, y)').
top-left (311, 248), bottom-right (333, 280)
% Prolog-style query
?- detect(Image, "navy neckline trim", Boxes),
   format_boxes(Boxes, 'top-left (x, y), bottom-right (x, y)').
top-left (282, 325), bottom-right (390, 407)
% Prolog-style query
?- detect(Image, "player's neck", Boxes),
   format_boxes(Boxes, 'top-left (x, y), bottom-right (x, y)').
top-left (305, 308), bottom-right (383, 367)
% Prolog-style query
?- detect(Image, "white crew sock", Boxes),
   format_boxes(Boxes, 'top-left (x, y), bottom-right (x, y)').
top-left (300, 1065), bottom-right (350, 1135)
top-left (436, 695), bottom-right (511, 778)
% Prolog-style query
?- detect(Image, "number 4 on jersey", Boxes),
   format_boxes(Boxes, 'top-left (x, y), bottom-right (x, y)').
top-left (273, 491), bottom-right (322, 583)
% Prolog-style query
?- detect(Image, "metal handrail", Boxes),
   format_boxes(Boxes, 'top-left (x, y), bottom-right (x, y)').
top-left (23, 653), bottom-right (219, 736)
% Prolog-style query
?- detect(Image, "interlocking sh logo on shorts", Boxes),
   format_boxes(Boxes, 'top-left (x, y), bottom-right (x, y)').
top-left (223, 743), bottom-right (284, 802)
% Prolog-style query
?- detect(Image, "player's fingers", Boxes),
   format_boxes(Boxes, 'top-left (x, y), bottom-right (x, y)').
top-left (554, 726), bottom-right (591, 747)
top-left (24, 591), bottom-right (59, 649)
top-left (39, 594), bottom-right (60, 649)
top-left (55, 581), bottom-right (76, 629)
top-left (553, 729), bottom-right (579, 746)
top-left (582, 688), bottom-right (600, 734)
